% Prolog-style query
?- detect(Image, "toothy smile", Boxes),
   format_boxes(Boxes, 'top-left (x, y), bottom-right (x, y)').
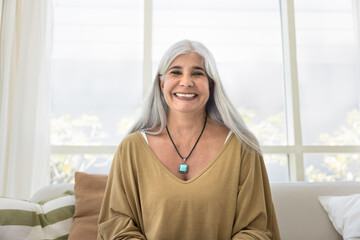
top-left (175, 93), bottom-right (197, 98)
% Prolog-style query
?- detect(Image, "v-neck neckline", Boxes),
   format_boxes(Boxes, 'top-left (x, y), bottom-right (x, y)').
top-left (136, 131), bottom-right (235, 184)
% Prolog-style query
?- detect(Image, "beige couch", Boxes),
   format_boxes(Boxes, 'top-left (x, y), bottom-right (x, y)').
top-left (31, 181), bottom-right (360, 240)
top-left (271, 182), bottom-right (360, 240)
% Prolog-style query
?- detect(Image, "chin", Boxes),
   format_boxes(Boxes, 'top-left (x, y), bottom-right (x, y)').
top-left (170, 106), bottom-right (206, 115)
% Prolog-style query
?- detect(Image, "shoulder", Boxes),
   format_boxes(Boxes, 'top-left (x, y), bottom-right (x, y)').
top-left (115, 131), bottom-right (145, 155)
top-left (223, 133), bottom-right (263, 170)
top-left (228, 129), bottom-right (260, 156)
top-left (112, 131), bottom-right (148, 167)
top-left (236, 138), bottom-right (264, 171)
top-left (120, 131), bottom-right (144, 146)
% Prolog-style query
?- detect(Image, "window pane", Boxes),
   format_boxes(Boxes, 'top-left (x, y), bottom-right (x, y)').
top-left (51, 0), bottom-right (143, 145)
top-left (51, 154), bottom-right (113, 184)
top-left (264, 154), bottom-right (289, 182)
top-left (304, 154), bottom-right (360, 182)
top-left (294, 0), bottom-right (360, 145)
top-left (153, 0), bottom-right (287, 145)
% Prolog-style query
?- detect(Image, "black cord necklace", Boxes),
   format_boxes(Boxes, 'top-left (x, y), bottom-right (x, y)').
top-left (166, 114), bottom-right (207, 174)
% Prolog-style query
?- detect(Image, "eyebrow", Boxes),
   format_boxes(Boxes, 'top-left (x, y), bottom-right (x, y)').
top-left (168, 66), bottom-right (205, 71)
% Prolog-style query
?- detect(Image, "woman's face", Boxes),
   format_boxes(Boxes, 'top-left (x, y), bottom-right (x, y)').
top-left (160, 52), bottom-right (210, 115)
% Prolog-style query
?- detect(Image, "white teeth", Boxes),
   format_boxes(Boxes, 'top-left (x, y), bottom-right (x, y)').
top-left (175, 93), bottom-right (196, 98)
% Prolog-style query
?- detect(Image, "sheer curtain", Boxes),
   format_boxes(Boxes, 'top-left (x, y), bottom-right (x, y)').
top-left (0, 0), bottom-right (53, 199)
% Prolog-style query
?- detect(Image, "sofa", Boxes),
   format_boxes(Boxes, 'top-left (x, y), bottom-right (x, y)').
top-left (271, 181), bottom-right (360, 240)
top-left (1, 172), bottom-right (360, 240)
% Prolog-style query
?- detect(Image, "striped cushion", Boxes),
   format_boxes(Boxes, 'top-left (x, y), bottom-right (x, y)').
top-left (0, 191), bottom-right (75, 240)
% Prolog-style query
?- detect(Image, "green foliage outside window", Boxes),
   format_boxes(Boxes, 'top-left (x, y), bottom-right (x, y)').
top-left (50, 109), bottom-right (360, 183)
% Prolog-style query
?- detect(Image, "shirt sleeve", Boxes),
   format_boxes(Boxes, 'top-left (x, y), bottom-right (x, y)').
top-left (97, 144), bottom-right (146, 240)
top-left (231, 148), bottom-right (281, 240)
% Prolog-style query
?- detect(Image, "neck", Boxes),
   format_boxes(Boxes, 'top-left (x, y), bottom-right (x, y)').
top-left (166, 110), bottom-right (207, 138)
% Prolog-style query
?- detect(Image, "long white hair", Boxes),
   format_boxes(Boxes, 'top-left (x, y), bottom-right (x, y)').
top-left (128, 40), bottom-right (260, 153)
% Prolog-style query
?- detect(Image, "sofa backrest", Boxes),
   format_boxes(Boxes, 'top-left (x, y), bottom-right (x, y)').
top-left (271, 182), bottom-right (360, 240)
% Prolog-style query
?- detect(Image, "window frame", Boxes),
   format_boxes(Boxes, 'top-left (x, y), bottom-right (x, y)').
top-left (51, 0), bottom-right (360, 182)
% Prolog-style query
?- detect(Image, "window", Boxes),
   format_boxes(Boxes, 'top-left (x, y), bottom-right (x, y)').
top-left (294, 0), bottom-right (360, 181)
top-left (51, 0), bottom-right (360, 183)
top-left (51, 0), bottom-right (143, 183)
top-left (295, 0), bottom-right (359, 145)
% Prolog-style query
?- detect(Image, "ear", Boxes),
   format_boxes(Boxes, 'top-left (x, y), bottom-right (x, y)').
top-left (159, 74), bottom-right (164, 92)
top-left (209, 79), bottom-right (214, 92)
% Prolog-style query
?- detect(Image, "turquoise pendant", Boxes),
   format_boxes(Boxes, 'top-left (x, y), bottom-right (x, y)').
top-left (179, 163), bottom-right (188, 174)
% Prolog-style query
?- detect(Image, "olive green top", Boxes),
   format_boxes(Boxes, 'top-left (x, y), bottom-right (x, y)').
top-left (97, 131), bottom-right (280, 240)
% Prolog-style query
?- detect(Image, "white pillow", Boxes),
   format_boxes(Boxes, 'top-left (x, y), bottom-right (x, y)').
top-left (31, 183), bottom-right (74, 202)
top-left (0, 191), bottom-right (75, 240)
top-left (319, 193), bottom-right (360, 240)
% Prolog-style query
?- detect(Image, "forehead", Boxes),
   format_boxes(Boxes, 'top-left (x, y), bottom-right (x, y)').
top-left (169, 52), bottom-right (204, 68)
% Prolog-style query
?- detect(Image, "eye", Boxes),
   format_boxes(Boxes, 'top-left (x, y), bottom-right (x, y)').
top-left (192, 71), bottom-right (205, 76)
top-left (170, 70), bottom-right (182, 76)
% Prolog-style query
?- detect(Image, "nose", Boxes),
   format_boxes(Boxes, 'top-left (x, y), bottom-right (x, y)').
top-left (179, 74), bottom-right (194, 87)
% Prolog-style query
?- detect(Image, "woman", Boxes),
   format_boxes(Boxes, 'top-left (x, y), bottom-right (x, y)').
top-left (97, 40), bottom-right (281, 240)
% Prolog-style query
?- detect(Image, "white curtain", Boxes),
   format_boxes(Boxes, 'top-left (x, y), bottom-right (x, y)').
top-left (0, 0), bottom-right (53, 199)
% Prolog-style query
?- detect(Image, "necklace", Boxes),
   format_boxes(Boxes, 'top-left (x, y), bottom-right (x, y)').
top-left (166, 114), bottom-right (207, 174)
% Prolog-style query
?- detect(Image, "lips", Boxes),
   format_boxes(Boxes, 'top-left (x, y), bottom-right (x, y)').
top-left (174, 93), bottom-right (197, 98)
